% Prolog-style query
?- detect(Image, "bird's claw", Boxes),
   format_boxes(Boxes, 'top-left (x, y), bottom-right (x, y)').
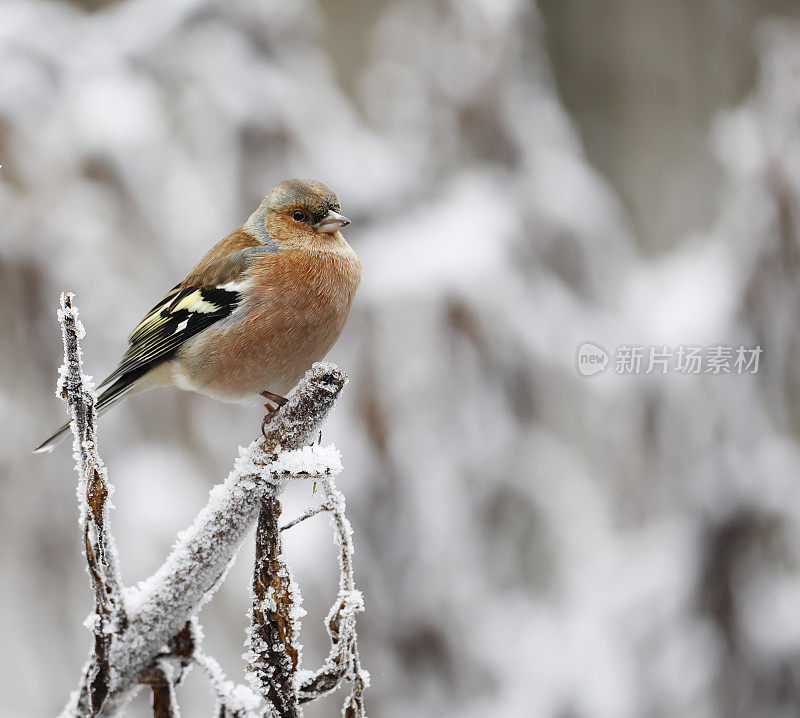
top-left (260, 390), bottom-right (287, 438)
top-left (261, 403), bottom-right (279, 437)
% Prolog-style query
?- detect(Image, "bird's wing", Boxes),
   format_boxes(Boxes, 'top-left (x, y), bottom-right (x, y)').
top-left (98, 245), bottom-right (273, 395)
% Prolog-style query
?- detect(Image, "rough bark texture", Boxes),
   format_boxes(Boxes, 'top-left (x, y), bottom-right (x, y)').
top-left (248, 496), bottom-right (301, 716)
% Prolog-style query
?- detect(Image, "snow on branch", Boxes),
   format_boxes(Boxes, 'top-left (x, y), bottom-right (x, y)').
top-left (247, 494), bottom-right (304, 716)
top-left (54, 293), bottom-right (368, 717)
top-left (57, 292), bottom-right (127, 715)
top-left (296, 478), bottom-right (369, 713)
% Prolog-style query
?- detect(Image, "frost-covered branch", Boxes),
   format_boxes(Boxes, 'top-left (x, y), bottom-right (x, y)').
top-left (55, 293), bottom-right (365, 718)
top-left (245, 447), bottom-right (354, 716)
top-left (192, 651), bottom-right (253, 717)
top-left (101, 364), bottom-right (346, 716)
top-left (296, 478), bottom-right (369, 714)
top-left (57, 292), bottom-right (127, 715)
top-left (148, 662), bottom-right (180, 718)
top-left (281, 504), bottom-right (331, 532)
top-left (247, 495), bottom-right (304, 716)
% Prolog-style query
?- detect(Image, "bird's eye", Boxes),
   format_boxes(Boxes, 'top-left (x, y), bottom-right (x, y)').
top-left (292, 210), bottom-right (306, 222)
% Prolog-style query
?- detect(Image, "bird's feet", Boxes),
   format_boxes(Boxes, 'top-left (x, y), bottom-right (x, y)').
top-left (261, 390), bottom-right (288, 408)
top-left (260, 390), bottom-right (288, 437)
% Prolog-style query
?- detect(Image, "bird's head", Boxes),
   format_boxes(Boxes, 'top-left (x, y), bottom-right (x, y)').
top-left (247, 178), bottom-right (350, 248)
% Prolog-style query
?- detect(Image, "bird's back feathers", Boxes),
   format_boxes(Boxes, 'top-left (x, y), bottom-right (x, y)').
top-left (102, 243), bottom-right (278, 388)
top-left (34, 233), bottom-right (277, 453)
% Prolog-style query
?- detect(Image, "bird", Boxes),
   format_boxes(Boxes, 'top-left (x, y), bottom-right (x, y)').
top-left (35, 178), bottom-right (361, 453)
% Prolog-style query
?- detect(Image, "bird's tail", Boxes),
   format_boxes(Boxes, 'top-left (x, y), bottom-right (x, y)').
top-left (32, 420), bottom-right (73, 454)
top-left (32, 375), bottom-right (139, 453)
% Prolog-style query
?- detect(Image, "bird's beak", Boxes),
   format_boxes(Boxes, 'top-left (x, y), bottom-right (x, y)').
top-left (315, 210), bottom-right (351, 234)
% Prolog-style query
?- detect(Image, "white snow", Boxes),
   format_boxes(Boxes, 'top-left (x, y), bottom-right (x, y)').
top-left (271, 444), bottom-right (343, 478)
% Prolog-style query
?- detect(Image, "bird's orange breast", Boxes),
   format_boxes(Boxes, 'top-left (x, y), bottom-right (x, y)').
top-left (177, 243), bottom-right (361, 401)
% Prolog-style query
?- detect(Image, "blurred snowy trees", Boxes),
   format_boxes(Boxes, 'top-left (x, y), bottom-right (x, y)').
top-left (2, 0), bottom-right (800, 716)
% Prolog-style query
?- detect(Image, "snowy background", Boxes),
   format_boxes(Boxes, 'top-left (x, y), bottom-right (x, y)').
top-left (3, 0), bottom-right (800, 715)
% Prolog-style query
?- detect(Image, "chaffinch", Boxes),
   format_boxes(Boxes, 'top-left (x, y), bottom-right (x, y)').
top-left (35, 178), bottom-right (361, 453)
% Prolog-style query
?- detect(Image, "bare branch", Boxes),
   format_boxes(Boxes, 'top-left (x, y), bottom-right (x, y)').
top-left (297, 478), bottom-right (369, 714)
top-left (58, 292), bottom-right (127, 715)
top-left (149, 662), bottom-right (180, 718)
top-left (280, 504), bottom-right (330, 532)
top-left (247, 495), bottom-right (303, 716)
